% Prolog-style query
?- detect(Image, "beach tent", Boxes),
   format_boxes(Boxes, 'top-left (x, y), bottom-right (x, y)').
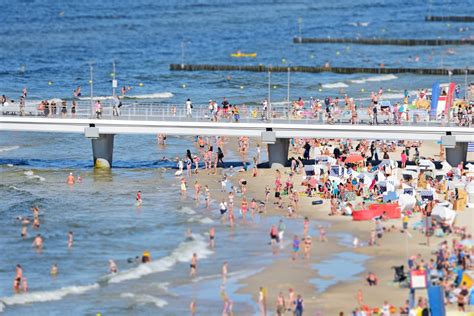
top-left (431, 205), bottom-right (456, 225)
top-left (441, 161), bottom-right (452, 172)
top-left (419, 159), bottom-right (436, 171)
top-left (383, 191), bottom-right (398, 203)
top-left (328, 176), bottom-right (342, 185)
top-left (402, 170), bottom-right (418, 180)
top-left (379, 159), bottom-right (398, 169)
top-left (398, 193), bottom-right (417, 211)
top-left (466, 181), bottom-right (474, 208)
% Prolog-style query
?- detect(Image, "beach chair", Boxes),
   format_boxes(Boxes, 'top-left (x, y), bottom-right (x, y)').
top-left (391, 265), bottom-right (407, 286)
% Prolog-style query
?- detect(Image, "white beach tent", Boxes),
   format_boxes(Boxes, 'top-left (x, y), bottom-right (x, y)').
top-left (466, 181), bottom-right (474, 208)
top-left (419, 159), bottom-right (436, 171)
top-left (398, 193), bottom-right (417, 211)
top-left (431, 205), bottom-right (457, 226)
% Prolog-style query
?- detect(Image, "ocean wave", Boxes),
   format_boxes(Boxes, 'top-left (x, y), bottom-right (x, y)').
top-left (124, 92), bottom-right (174, 99)
top-left (0, 146), bottom-right (19, 153)
top-left (0, 283), bottom-right (98, 307)
top-left (321, 82), bottom-right (348, 89)
top-left (120, 293), bottom-right (168, 308)
top-left (177, 206), bottom-right (197, 215)
top-left (107, 234), bottom-right (212, 284)
top-left (77, 92), bottom-right (174, 101)
top-left (187, 216), bottom-right (214, 224)
top-left (348, 22), bottom-right (369, 27)
top-left (24, 170), bottom-right (45, 181)
top-left (350, 74), bottom-right (398, 84)
top-left (0, 302), bottom-right (3, 313)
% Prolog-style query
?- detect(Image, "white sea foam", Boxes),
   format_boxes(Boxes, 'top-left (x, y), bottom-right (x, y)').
top-left (0, 302), bottom-right (4, 313)
top-left (24, 170), bottom-right (45, 181)
top-left (125, 92), bottom-right (174, 99)
top-left (108, 234), bottom-right (212, 284)
top-left (120, 293), bottom-right (168, 308)
top-left (350, 74), bottom-right (398, 84)
top-left (188, 215), bottom-right (214, 224)
top-left (7, 164), bottom-right (13, 167)
top-left (0, 283), bottom-right (98, 307)
top-left (78, 92), bottom-right (173, 101)
top-left (349, 22), bottom-right (369, 27)
top-left (0, 146), bottom-right (19, 153)
top-left (178, 207), bottom-right (196, 215)
top-left (321, 82), bottom-right (348, 89)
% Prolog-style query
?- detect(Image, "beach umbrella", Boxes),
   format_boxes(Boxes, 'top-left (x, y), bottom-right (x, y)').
top-left (398, 194), bottom-right (416, 211)
top-left (345, 154), bottom-right (364, 164)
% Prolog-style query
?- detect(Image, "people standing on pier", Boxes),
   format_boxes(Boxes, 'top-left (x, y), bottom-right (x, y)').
top-left (95, 100), bottom-right (102, 119)
top-left (185, 98), bottom-right (193, 118)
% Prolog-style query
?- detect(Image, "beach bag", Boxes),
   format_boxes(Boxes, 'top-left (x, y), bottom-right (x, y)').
top-left (312, 200), bottom-right (323, 205)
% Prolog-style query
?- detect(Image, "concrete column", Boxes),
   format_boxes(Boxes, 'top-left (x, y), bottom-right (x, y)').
top-left (267, 138), bottom-right (289, 168)
top-left (92, 134), bottom-right (114, 168)
top-left (445, 142), bottom-right (467, 167)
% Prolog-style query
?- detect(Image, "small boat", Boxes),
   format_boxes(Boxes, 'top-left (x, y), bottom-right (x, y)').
top-left (231, 52), bottom-right (257, 58)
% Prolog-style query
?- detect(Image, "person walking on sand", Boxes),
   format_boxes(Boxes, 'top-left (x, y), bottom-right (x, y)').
top-left (288, 288), bottom-right (296, 312)
top-left (258, 287), bottom-right (267, 316)
top-left (190, 253), bottom-right (197, 277)
top-left (294, 294), bottom-right (304, 316)
top-left (276, 292), bottom-right (286, 316)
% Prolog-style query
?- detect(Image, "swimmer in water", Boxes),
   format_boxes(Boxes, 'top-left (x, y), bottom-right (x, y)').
top-left (209, 227), bottom-right (215, 248)
top-left (190, 300), bottom-right (197, 316)
top-left (16, 264), bottom-right (23, 280)
top-left (142, 251), bottom-right (151, 263)
top-left (222, 261), bottom-right (228, 284)
top-left (67, 231), bottom-right (73, 248)
top-left (67, 172), bottom-right (75, 184)
top-left (190, 253), bottom-right (197, 277)
top-left (109, 260), bottom-right (118, 273)
top-left (136, 191), bottom-right (142, 205)
top-left (21, 222), bottom-right (28, 239)
top-left (32, 234), bottom-right (43, 252)
top-left (50, 263), bottom-right (58, 276)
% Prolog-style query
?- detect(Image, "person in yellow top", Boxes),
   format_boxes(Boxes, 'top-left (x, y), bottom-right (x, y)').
top-left (402, 213), bottom-right (409, 230)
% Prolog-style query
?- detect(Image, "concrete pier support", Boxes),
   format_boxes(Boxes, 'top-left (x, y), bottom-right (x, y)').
top-left (267, 138), bottom-right (289, 168)
top-left (92, 134), bottom-right (115, 168)
top-left (446, 142), bottom-right (467, 167)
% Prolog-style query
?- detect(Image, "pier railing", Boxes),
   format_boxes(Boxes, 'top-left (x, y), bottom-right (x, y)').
top-left (0, 100), bottom-right (466, 127)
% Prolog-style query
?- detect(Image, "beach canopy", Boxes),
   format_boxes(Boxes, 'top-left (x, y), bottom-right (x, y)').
top-left (345, 154), bottom-right (364, 164)
top-left (431, 205), bottom-right (456, 225)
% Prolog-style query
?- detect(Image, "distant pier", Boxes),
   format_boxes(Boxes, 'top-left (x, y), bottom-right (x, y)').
top-left (170, 64), bottom-right (474, 76)
top-left (425, 16), bottom-right (474, 22)
top-left (292, 37), bottom-right (474, 46)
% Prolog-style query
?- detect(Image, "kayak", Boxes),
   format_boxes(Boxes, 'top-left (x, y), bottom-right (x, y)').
top-left (231, 52), bottom-right (257, 58)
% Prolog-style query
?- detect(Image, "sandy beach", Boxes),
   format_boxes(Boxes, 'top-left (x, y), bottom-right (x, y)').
top-left (189, 137), bottom-right (474, 315)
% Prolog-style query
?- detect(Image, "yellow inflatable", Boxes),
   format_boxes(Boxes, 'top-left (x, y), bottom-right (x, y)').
top-left (231, 52), bottom-right (257, 58)
top-left (415, 99), bottom-right (430, 110)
